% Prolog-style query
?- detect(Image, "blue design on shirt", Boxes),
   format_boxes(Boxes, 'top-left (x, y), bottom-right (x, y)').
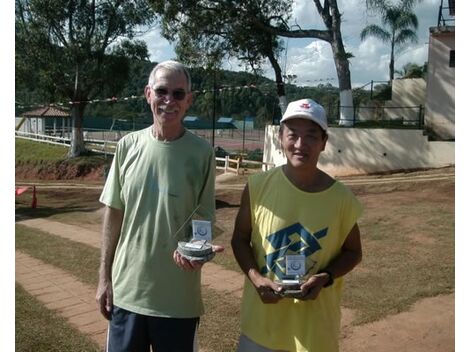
top-left (261, 223), bottom-right (328, 278)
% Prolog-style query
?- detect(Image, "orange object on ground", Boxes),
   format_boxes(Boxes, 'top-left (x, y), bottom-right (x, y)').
top-left (15, 185), bottom-right (37, 208)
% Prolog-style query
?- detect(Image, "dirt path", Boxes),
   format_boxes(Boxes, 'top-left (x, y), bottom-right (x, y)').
top-left (16, 216), bottom-right (454, 351)
top-left (339, 294), bottom-right (454, 352)
top-left (15, 250), bottom-right (107, 348)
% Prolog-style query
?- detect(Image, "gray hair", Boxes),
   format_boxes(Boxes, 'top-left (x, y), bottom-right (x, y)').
top-left (148, 60), bottom-right (192, 91)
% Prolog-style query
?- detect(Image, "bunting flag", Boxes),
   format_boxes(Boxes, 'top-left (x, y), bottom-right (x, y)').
top-left (15, 78), bottom-right (334, 110)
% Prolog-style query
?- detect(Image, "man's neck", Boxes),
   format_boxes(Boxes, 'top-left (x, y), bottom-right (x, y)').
top-left (152, 123), bottom-right (185, 142)
top-left (282, 164), bottom-right (333, 193)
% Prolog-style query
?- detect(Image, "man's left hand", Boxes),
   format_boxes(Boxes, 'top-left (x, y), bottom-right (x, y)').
top-left (173, 245), bottom-right (224, 271)
top-left (297, 273), bottom-right (330, 300)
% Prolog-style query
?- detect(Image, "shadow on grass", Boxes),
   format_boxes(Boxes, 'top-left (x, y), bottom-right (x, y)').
top-left (216, 199), bottom-right (240, 209)
top-left (15, 205), bottom-right (102, 221)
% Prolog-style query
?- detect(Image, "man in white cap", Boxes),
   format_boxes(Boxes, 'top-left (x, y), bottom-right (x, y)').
top-left (231, 98), bottom-right (363, 351)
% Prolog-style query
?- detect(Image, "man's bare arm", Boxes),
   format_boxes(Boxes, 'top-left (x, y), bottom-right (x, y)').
top-left (231, 185), bottom-right (282, 303)
top-left (96, 206), bottom-right (124, 320)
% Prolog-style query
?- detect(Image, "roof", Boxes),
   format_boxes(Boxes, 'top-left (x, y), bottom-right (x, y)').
top-left (184, 116), bottom-right (199, 122)
top-left (183, 118), bottom-right (237, 130)
top-left (22, 106), bottom-right (70, 118)
top-left (217, 117), bottom-right (233, 123)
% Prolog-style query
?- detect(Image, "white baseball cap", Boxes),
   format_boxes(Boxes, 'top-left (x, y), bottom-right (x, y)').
top-left (280, 99), bottom-right (328, 131)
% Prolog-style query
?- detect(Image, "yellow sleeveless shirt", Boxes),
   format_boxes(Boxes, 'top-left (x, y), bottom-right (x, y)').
top-left (240, 167), bottom-right (363, 352)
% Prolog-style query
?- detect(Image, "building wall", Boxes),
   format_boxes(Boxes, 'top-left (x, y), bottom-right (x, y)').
top-left (424, 27), bottom-right (455, 139)
top-left (15, 117), bottom-right (45, 134)
top-left (263, 125), bottom-right (454, 176)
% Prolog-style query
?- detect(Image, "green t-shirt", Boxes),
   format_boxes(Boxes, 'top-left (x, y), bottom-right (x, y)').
top-left (100, 126), bottom-right (215, 318)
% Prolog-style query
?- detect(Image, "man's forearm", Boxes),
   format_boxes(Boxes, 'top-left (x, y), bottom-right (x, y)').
top-left (231, 237), bottom-right (263, 282)
top-left (321, 224), bottom-right (362, 280)
top-left (323, 249), bottom-right (362, 280)
top-left (99, 206), bottom-right (124, 281)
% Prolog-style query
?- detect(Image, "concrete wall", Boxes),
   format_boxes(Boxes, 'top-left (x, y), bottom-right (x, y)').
top-left (424, 27), bottom-right (455, 139)
top-left (263, 125), bottom-right (455, 176)
top-left (357, 78), bottom-right (426, 123)
top-left (385, 78), bottom-right (426, 123)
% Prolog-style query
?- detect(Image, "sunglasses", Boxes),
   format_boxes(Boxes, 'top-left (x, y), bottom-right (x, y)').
top-left (152, 86), bottom-right (187, 101)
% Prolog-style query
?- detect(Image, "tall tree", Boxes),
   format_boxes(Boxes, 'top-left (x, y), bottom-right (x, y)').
top-left (261, 0), bottom-right (356, 125)
top-left (150, 0), bottom-right (355, 125)
top-left (15, 0), bottom-right (155, 157)
top-left (361, 0), bottom-right (419, 82)
top-left (152, 0), bottom-right (289, 119)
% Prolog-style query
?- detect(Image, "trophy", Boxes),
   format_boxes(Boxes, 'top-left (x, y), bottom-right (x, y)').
top-left (275, 255), bottom-right (307, 298)
top-left (175, 207), bottom-right (215, 262)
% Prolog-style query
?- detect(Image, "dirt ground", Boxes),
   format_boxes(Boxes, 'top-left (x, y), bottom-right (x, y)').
top-left (213, 168), bottom-right (455, 352)
top-left (16, 166), bottom-right (456, 351)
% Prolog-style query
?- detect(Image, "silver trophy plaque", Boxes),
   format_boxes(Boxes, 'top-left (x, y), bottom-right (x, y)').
top-left (176, 220), bottom-right (214, 262)
top-left (275, 254), bottom-right (306, 298)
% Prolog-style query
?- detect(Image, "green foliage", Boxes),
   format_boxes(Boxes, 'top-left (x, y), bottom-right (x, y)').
top-left (150, 0), bottom-right (291, 72)
top-left (395, 62), bottom-right (427, 79)
top-left (372, 83), bottom-right (392, 100)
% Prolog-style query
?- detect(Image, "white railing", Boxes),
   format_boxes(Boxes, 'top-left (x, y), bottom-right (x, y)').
top-left (215, 156), bottom-right (274, 175)
top-left (15, 131), bottom-right (274, 174)
top-left (15, 130), bottom-right (118, 154)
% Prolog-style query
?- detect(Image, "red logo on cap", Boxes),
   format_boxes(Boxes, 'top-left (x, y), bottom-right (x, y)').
top-left (300, 103), bottom-right (311, 109)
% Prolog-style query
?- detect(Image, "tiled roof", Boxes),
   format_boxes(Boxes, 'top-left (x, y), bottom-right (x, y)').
top-left (23, 106), bottom-right (70, 118)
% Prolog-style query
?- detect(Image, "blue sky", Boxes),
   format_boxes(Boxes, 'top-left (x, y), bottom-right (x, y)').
top-left (140, 0), bottom-right (442, 87)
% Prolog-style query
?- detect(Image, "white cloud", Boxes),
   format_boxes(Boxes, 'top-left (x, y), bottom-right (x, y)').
top-left (283, 40), bottom-right (337, 85)
top-left (140, 28), bottom-right (175, 63)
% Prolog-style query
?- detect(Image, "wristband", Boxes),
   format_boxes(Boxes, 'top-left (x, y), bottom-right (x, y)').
top-left (318, 270), bottom-right (334, 287)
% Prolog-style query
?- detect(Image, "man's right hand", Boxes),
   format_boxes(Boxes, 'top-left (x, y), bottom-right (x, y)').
top-left (251, 273), bottom-right (283, 304)
top-left (96, 280), bottom-right (113, 320)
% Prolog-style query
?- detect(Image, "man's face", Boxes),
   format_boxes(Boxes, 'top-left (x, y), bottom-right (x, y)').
top-left (144, 69), bottom-right (193, 128)
top-left (280, 118), bottom-right (327, 168)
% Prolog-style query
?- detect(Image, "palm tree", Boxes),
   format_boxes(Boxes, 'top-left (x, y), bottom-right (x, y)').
top-left (361, 2), bottom-right (418, 83)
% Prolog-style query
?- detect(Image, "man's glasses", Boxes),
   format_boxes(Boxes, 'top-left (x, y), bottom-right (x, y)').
top-left (152, 85), bottom-right (187, 101)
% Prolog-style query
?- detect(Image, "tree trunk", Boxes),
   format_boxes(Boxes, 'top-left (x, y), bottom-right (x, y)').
top-left (273, 1), bottom-right (355, 126)
top-left (330, 4), bottom-right (354, 126)
top-left (389, 35), bottom-right (395, 83)
top-left (68, 102), bottom-right (87, 157)
top-left (267, 50), bottom-right (287, 121)
top-left (68, 64), bottom-right (87, 158)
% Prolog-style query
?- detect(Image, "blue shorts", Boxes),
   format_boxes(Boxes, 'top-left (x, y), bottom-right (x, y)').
top-left (106, 306), bottom-right (200, 352)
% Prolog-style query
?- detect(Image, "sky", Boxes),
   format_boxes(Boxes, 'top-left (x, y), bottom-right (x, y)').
top-left (140, 0), bottom-right (442, 87)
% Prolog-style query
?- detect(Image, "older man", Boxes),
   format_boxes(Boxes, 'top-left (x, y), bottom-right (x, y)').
top-left (96, 60), bottom-right (222, 352)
